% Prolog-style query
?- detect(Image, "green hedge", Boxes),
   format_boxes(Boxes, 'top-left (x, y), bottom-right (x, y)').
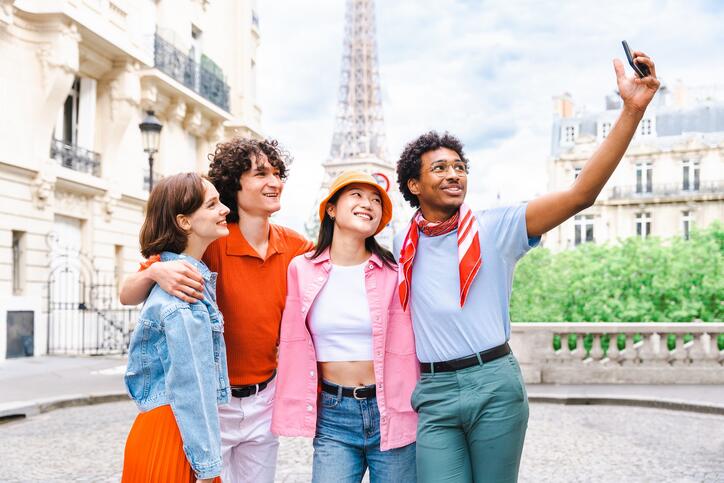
top-left (510, 222), bottom-right (723, 322)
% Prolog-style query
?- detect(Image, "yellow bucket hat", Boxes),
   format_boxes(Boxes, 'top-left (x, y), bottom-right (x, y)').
top-left (318, 171), bottom-right (393, 235)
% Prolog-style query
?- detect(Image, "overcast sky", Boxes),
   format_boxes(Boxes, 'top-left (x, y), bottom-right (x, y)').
top-left (256, 0), bottom-right (724, 233)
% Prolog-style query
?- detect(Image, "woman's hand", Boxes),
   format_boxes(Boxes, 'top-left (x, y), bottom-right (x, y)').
top-left (614, 50), bottom-right (660, 114)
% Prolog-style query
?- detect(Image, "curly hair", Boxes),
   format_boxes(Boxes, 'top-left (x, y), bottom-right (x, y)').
top-left (207, 137), bottom-right (291, 223)
top-left (396, 131), bottom-right (469, 208)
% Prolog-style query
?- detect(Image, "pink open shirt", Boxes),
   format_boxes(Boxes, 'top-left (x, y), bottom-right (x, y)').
top-left (271, 250), bottom-right (419, 451)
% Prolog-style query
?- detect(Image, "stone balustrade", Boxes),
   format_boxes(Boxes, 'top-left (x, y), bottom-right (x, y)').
top-left (509, 323), bottom-right (724, 384)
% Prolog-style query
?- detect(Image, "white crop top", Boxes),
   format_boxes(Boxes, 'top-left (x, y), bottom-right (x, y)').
top-left (307, 261), bottom-right (374, 361)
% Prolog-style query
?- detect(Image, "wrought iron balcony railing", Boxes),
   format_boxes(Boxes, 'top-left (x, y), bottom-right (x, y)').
top-left (153, 33), bottom-right (230, 112)
top-left (50, 138), bottom-right (101, 176)
top-left (609, 180), bottom-right (723, 200)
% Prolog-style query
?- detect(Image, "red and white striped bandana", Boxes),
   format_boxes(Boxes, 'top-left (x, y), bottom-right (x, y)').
top-left (398, 203), bottom-right (482, 311)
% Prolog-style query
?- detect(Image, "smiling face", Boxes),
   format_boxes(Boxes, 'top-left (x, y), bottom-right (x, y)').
top-left (326, 183), bottom-right (384, 240)
top-left (407, 147), bottom-right (468, 221)
top-left (178, 180), bottom-right (230, 244)
top-left (237, 152), bottom-right (283, 218)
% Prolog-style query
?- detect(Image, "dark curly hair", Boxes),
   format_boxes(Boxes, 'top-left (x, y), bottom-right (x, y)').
top-left (396, 131), bottom-right (469, 208)
top-left (207, 137), bottom-right (291, 223)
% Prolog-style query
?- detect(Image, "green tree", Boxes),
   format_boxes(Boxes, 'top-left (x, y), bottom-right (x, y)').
top-left (510, 222), bottom-right (723, 322)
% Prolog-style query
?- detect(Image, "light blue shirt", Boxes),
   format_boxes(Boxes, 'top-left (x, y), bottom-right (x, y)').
top-left (393, 204), bottom-right (539, 363)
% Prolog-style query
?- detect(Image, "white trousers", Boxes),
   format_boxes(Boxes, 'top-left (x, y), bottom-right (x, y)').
top-left (219, 378), bottom-right (280, 483)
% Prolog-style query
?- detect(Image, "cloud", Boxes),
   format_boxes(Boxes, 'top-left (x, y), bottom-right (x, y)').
top-left (258, 0), bottom-right (724, 234)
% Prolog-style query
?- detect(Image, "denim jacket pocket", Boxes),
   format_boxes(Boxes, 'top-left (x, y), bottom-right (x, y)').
top-left (125, 320), bottom-right (151, 401)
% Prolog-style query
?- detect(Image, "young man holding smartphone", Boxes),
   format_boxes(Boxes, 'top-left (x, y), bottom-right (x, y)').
top-left (394, 52), bottom-right (659, 482)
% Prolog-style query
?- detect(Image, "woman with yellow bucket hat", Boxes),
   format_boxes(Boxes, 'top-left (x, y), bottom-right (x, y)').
top-left (272, 171), bottom-right (418, 482)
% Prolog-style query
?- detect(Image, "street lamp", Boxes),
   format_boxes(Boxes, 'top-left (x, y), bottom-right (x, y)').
top-left (138, 110), bottom-right (163, 191)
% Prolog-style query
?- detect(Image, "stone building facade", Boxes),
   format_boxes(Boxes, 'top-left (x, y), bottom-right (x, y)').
top-left (0, 0), bottom-right (261, 359)
top-left (545, 83), bottom-right (723, 251)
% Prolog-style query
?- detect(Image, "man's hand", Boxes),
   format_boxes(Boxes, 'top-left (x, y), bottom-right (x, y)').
top-left (149, 260), bottom-right (205, 303)
top-left (615, 51), bottom-right (660, 114)
top-left (526, 53), bottom-right (660, 237)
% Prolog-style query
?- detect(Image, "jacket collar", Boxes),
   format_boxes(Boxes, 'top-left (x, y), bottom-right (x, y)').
top-left (160, 251), bottom-right (213, 281)
top-left (226, 223), bottom-right (287, 259)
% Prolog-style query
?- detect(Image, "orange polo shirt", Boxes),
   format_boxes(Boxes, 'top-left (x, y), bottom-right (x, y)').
top-left (202, 223), bottom-right (313, 386)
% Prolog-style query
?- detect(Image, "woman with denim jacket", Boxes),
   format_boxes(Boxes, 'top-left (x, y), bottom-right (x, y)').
top-left (272, 171), bottom-right (419, 483)
top-left (122, 173), bottom-right (231, 483)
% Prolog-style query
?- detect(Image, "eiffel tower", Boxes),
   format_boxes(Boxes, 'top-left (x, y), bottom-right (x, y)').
top-left (306, 0), bottom-right (407, 246)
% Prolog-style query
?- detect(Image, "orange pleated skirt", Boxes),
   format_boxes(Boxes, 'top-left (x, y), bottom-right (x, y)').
top-left (122, 404), bottom-right (222, 483)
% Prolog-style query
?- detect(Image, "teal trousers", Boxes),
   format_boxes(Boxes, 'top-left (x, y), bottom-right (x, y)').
top-left (411, 353), bottom-right (528, 483)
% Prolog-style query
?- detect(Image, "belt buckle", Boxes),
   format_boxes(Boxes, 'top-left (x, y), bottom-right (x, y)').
top-left (352, 386), bottom-right (366, 400)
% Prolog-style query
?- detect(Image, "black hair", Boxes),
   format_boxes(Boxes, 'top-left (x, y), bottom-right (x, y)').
top-left (310, 188), bottom-right (396, 268)
top-left (396, 130), bottom-right (469, 208)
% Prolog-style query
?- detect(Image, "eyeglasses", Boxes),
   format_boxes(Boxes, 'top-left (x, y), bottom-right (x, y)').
top-left (428, 162), bottom-right (468, 177)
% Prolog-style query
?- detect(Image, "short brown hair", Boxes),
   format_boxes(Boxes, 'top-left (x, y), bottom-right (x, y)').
top-left (207, 137), bottom-right (291, 223)
top-left (139, 172), bottom-right (206, 258)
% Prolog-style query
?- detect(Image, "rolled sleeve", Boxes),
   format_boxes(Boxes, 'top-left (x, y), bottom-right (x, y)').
top-left (161, 305), bottom-right (222, 479)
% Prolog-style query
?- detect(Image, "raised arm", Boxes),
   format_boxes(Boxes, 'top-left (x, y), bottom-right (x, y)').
top-left (526, 52), bottom-right (660, 237)
top-left (119, 260), bottom-right (205, 305)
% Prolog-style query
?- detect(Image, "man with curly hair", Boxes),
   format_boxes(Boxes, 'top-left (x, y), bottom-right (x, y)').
top-left (394, 55), bottom-right (660, 482)
top-left (120, 137), bottom-right (313, 482)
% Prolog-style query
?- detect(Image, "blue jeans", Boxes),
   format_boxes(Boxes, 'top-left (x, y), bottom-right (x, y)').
top-left (312, 382), bottom-right (417, 483)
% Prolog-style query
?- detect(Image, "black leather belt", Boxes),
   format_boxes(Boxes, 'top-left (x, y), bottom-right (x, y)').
top-left (420, 342), bottom-right (511, 374)
top-left (231, 370), bottom-right (276, 398)
top-left (322, 381), bottom-right (376, 400)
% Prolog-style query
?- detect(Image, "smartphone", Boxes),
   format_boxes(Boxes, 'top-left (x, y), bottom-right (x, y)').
top-left (622, 40), bottom-right (650, 78)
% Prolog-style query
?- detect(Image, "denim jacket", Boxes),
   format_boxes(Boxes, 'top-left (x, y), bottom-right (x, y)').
top-left (125, 252), bottom-right (230, 479)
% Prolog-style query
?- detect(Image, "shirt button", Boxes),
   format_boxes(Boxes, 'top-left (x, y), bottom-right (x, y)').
top-left (368, 264), bottom-right (373, 269)
top-left (317, 276), bottom-right (324, 281)
top-left (309, 371), bottom-right (315, 377)
top-left (376, 351), bottom-right (382, 357)
top-left (306, 405), bottom-right (313, 412)
top-left (378, 383), bottom-right (383, 389)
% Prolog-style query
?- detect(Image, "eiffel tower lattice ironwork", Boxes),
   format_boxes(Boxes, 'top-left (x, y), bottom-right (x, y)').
top-left (306, 0), bottom-right (407, 243)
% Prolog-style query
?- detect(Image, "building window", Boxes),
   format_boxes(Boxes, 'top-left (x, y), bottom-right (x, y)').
top-left (639, 118), bottom-right (653, 136)
top-left (599, 122), bottom-right (611, 139)
top-left (636, 212), bottom-right (651, 238)
top-left (12, 231), bottom-right (26, 296)
top-left (52, 76), bottom-right (100, 175)
top-left (682, 211), bottom-right (693, 240)
top-left (60, 77), bottom-right (81, 146)
top-left (635, 162), bottom-right (653, 194)
top-left (682, 159), bottom-right (700, 191)
top-left (563, 125), bottom-right (577, 144)
top-left (574, 215), bottom-right (594, 245)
